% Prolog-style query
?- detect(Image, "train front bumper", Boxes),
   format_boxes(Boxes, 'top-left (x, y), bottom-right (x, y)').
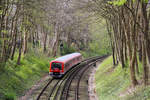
top-left (49, 72), bottom-right (64, 78)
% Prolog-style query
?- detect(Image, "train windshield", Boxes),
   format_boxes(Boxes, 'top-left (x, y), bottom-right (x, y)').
top-left (51, 62), bottom-right (62, 70)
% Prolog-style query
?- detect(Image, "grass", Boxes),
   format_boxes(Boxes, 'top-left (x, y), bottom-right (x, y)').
top-left (95, 56), bottom-right (150, 100)
top-left (0, 49), bottom-right (54, 100)
top-left (123, 86), bottom-right (150, 100)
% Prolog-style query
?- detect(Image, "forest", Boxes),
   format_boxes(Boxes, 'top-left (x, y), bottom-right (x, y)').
top-left (0, 0), bottom-right (110, 99)
top-left (92, 0), bottom-right (150, 99)
top-left (95, 0), bottom-right (150, 87)
top-left (0, 0), bottom-right (110, 67)
top-left (0, 0), bottom-right (150, 99)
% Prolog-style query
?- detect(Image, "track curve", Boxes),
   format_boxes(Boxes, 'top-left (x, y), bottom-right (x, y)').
top-left (36, 55), bottom-right (108, 100)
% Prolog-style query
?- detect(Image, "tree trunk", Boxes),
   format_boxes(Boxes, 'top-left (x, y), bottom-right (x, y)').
top-left (138, 35), bottom-right (142, 62)
top-left (142, 40), bottom-right (148, 85)
top-left (43, 29), bottom-right (48, 53)
top-left (135, 55), bottom-right (139, 75)
top-left (52, 22), bottom-right (59, 57)
top-left (23, 31), bottom-right (28, 54)
top-left (11, 25), bottom-right (18, 60)
top-left (17, 37), bottom-right (23, 65)
top-left (106, 20), bottom-right (116, 66)
top-left (141, 2), bottom-right (149, 85)
top-left (130, 45), bottom-right (138, 86)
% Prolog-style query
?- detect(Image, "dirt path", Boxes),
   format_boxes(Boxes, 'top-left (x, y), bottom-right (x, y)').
top-left (18, 74), bottom-right (50, 100)
top-left (88, 65), bottom-right (99, 100)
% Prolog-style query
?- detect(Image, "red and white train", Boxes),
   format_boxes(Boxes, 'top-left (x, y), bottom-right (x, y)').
top-left (49, 53), bottom-right (82, 78)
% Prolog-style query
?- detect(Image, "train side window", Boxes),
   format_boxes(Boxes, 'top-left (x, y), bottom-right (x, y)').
top-left (66, 63), bottom-right (69, 68)
top-left (67, 62), bottom-right (70, 67)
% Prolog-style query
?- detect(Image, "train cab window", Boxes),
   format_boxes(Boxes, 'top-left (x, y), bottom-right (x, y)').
top-left (52, 62), bottom-right (62, 70)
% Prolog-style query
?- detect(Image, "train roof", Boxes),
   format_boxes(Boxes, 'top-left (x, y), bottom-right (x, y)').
top-left (53, 53), bottom-right (81, 63)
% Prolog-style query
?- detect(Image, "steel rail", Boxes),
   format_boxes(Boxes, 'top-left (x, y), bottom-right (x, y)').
top-left (36, 78), bottom-right (54, 100)
top-left (36, 55), bottom-right (108, 100)
top-left (61, 56), bottom-right (102, 100)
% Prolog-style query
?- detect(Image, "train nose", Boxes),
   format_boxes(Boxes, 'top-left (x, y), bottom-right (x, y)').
top-left (53, 68), bottom-right (60, 72)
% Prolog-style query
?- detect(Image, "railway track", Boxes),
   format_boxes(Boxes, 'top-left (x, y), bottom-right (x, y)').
top-left (36, 55), bottom-right (107, 100)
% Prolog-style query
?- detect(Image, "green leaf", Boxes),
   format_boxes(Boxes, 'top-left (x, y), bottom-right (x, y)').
top-left (0, 10), bottom-right (3, 15)
top-left (141, 0), bottom-right (149, 3)
top-left (1, 30), bottom-right (8, 34)
top-left (108, 0), bottom-right (127, 6)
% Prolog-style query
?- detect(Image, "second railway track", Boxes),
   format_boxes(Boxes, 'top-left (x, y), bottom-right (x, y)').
top-left (37, 55), bottom-right (107, 100)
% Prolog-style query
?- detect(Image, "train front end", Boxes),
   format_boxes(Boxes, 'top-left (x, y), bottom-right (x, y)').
top-left (49, 61), bottom-right (64, 78)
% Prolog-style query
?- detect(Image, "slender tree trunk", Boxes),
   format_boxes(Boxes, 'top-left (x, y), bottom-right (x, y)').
top-left (142, 40), bottom-right (148, 85)
top-left (11, 25), bottom-right (18, 60)
top-left (106, 20), bottom-right (116, 66)
top-left (130, 33), bottom-right (138, 86)
top-left (138, 34), bottom-right (142, 62)
top-left (112, 44), bottom-right (116, 66)
top-left (52, 22), bottom-right (59, 57)
top-left (23, 31), bottom-right (28, 54)
top-left (135, 56), bottom-right (139, 75)
top-left (17, 37), bottom-right (23, 65)
top-left (124, 38), bottom-right (128, 62)
top-left (141, 2), bottom-right (149, 85)
top-left (43, 30), bottom-right (48, 53)
top-left (130, 48), bottom-right (138, 86)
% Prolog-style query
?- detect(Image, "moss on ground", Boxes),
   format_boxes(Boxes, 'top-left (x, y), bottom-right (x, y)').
top-left (0, 49), bottom-right (54, 100)
top-left (95, 56), bottom-right (150, 100)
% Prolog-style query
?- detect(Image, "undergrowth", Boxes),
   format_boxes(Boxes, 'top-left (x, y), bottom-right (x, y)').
top-left (0, 49), bottom-right (53, 100)
top-left (95, 56), bottom-right (150, 100)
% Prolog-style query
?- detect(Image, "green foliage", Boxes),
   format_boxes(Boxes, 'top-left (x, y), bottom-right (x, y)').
top-left (61, 42), bottom-right (76, 55)
top-left (0, 10), bottom-right (3, 15)
top-left (95, 56), bottom-right (150, 100)
top-left (141, 0), bottom-right (149, 3)
top-left (0, 49), bottom-right (53, 99)
top-left (108, 0), bottom-right (149, 6)
top-left (95, 56), bottom-right (130, 100)
top-left (4, 92), bottom-right (16, 100)
top-left (1, 30), bottom-right (8, 35)
top-left (108, 0), bottom-right (127, 6)
top-left (81, 19), bottom-right (112, 58)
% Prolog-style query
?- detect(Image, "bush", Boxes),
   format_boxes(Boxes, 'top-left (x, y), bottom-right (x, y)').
top-left (61, 42), bottom-right (76, 55)
top-left (4, 92), bottom-right (16, 100)
top-left (0, 50), bottom-right (52, 99)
